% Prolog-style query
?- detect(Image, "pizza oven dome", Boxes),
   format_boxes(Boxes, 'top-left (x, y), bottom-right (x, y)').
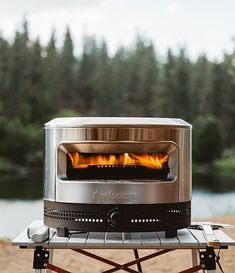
top-left (43, 117), bottom-right (192, 237)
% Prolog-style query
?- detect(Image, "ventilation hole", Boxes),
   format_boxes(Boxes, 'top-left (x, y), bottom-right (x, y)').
top-left (130, 218), bottom-right (162, 223)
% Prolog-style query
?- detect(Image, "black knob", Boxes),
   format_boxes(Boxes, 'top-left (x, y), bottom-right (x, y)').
top-left (109, 210), bottom-right (122, 227)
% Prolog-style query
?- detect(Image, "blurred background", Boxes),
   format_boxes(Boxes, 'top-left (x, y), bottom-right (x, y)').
top-left (0, 0), bottom-right (235, 238)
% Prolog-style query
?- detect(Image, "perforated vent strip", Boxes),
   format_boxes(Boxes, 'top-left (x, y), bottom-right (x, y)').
top-left (44, 208), bottom-right (104, 222)
top-left (129, 207), bottom-right (190, 223)
top-left (45, 206), bottom-right (190, 224)
top-left (131, 218), bottom-right (161, 223)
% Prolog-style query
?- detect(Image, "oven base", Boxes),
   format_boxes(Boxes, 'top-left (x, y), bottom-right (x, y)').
top-left (44, 200), bottom-right (191, 237)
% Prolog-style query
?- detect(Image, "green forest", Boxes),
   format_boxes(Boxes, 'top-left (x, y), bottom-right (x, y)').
top-left (0, 22), bottom-right (235, 173)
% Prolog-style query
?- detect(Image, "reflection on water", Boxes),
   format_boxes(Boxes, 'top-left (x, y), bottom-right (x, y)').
top-left (193, 172), bottom-right (235, 193)
top-left (0, 174), bottom-right (43, 199)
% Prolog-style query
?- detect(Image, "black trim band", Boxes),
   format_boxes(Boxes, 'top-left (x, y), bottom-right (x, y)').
top-left (44, 200), bottom-right (191, 234)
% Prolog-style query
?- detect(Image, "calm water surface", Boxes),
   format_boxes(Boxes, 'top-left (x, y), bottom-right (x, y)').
top-left (0, 173), bottom-right (235, 239)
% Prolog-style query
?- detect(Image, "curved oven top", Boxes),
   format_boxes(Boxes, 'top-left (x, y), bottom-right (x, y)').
top-left (44, 117), bottom-right (192, 129)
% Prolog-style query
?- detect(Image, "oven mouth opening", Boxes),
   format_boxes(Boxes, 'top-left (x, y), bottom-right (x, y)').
top-left (66, 152), bottom-right (170, 180)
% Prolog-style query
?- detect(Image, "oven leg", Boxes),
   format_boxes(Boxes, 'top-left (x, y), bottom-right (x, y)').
top-left (165, 228), bottom-right (177, 238)
top-left (46, 249), bottom-right (54, 273)
top-left (191, 249), bottom-right (198, 273)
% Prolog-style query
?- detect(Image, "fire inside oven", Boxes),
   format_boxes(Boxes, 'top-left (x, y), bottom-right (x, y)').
top-left (66, 152), bottom-right (170, 180)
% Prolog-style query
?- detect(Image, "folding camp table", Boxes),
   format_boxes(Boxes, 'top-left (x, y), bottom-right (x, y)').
top-left (12, 220), bottom-right (235, 273)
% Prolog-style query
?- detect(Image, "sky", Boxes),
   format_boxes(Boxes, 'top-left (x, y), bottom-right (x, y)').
top-left (0, 0), bottom-right (235, 59)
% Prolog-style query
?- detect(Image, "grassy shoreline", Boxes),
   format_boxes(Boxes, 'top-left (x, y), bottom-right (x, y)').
top-left (193, 149), bottom-right (235, 177)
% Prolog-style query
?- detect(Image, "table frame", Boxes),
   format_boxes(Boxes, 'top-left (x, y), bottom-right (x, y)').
top-left (13, 221), bottom-right (235, 273)
top-left (31, 246), bottom-right (219, 273)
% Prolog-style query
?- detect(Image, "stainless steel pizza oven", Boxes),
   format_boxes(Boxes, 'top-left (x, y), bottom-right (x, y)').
top-left (44, 117), bottom-right (192, 237)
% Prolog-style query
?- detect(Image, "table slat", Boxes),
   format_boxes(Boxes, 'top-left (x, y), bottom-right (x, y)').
top-left (86, 232), bottom-right (105, 247)
top-left (124, 233), bottom-right (142, 247)
top-left (105, 232), bottom-right (124, 247)
top-left (188, 229), bottom-right (207, 247)
top-left (48, 232), bottom-right (69, 247)
top-left (67, 232), bottom-right (88, 247)
top-left (157, 231), bottom-right (179, 247)
top-left (177, 229), bottom-right (199, 247)
top-left (214, 229), bottom-right (235, 246)
top-left (141, 232), bottom-right (160, 247)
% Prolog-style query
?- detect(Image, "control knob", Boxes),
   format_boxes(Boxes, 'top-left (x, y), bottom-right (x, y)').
top-left (109, 209), bottom-right (122, 227)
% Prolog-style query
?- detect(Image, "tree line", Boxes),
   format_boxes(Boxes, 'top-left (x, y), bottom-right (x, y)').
top-left (0, 21), bottom-right (235, 169)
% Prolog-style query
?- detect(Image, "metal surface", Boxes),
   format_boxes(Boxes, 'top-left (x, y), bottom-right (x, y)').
top-left (44, 117), bottom-right (192, 129)
top-left (43, 117), bottom-right (192, 205)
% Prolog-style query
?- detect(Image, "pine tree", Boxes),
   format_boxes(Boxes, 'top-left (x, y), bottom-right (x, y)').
top-left (28, 39), bottom-right (45, 122)
top-left (76, 36), bottom-right (97, 115)
top-left (110, 47), bottom-right (130, 116)
top-left (220, 53), bottom-right (235, 146)
top-left (58, 26), bottom-right (75, 110)
top-left (91, 40), bottom-right (113, 116)
top-left (126, 37), bottom-right (159, 116)
top-left (174, 48), bottom-right (192, 120)
top-left (8, 20), bottom-right (31, 122)
top-left (210, 62), bottom-right (226, 119)
top-left (43, 31), bottom-right (59, 115)
top-left (161, 48), bottom-right (177, 117)
top-left (0, 36), bottom-right (10, 116)
top-left (190, 55), bottom-right (212, 117)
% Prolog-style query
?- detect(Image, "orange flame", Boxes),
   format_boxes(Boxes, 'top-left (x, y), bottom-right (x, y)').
top-left (68, 153), bottom-right (168, 169)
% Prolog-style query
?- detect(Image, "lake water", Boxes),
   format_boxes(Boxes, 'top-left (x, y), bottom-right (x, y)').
top-left (0, 173), bottom-right (235, 239)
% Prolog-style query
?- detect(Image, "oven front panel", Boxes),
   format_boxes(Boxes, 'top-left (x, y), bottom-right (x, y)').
top-left (55, 141), bottom-right (179, 204)
top-left (44, 126), bottom-right (191, 203)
